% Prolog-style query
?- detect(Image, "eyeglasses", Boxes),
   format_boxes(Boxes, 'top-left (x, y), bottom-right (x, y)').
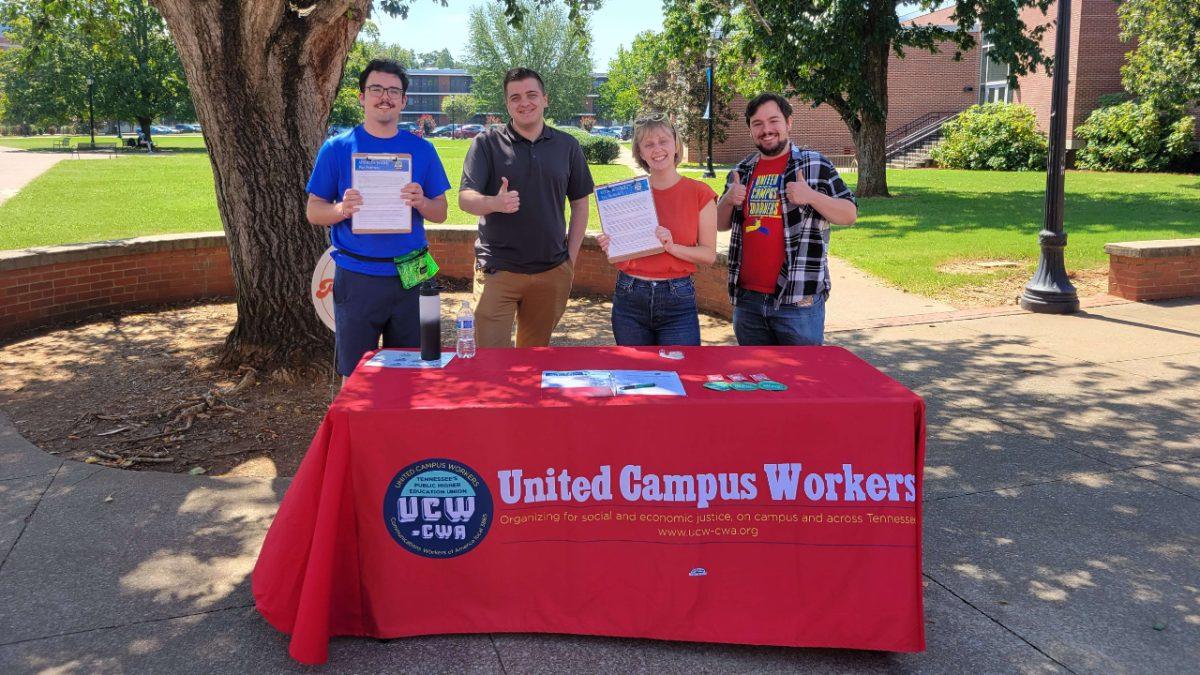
top-left (634, 111), bottom-right (668, 125)
top-left (365, 85), bottom-right (405, 99)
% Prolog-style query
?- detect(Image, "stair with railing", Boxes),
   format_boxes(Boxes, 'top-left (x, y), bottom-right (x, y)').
top-left (884, 110), bottom-right (961, 168)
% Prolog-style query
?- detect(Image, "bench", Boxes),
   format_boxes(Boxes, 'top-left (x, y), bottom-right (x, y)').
top-left (1105, 239), bottom-right (1200, 301)
top-left (55, 137), bottom-right (72, 149)
top-left (72, 142), bottom-right (118, 157)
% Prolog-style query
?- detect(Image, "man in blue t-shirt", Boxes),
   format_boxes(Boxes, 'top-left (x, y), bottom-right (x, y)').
top-left (306, 58), bottom-right (451, 379)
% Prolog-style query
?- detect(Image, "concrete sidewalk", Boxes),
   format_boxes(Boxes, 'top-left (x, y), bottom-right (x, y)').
top-left (0, 147), bottom-right (112, 206)
top-left (1, 298), bottom-right (1198, 673)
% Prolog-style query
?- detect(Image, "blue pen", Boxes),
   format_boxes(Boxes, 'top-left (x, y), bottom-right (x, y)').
top-left (618, 383), bottom-right (656, 391)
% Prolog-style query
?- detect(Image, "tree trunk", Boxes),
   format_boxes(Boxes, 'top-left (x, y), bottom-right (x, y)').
top-left (851, 2), bottom-right (891, 198)
top-left (150, 1), bottom-right (368, 372)
top-left (137, 117), bottom-right (152, 144)
top-left (853, 111), bottom-right (889, 198)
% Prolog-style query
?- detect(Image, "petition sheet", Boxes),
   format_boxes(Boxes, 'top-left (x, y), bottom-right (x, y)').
top-left (595, 177), bottom-right (664, 262)
top-left (351, 153), bottom-right (413, 234)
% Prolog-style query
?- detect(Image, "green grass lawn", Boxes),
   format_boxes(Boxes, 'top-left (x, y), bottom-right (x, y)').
top-left (694, 169), bottom-right (1200, 298)
top-left (4, 133), bottom-right (1198, 299)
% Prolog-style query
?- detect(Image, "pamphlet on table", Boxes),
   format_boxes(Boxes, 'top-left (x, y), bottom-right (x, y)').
top-left (363, 350), bottom-right (455, 369)
top-left (541, 369), bottom-right (685, 396)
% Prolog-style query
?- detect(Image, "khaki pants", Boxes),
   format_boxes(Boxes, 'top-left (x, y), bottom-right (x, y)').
top-left (473, 260), bottom-right (573, 348)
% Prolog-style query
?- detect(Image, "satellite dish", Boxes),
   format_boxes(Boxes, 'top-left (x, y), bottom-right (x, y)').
top-left (310, 247), bottom-right (336, 332)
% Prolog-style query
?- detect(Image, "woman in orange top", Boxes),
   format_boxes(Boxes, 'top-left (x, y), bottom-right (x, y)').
top-left (597, 116), bottom-right (718, 345)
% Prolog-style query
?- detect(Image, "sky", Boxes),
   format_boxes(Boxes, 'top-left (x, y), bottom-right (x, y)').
top-left (374, 0), bottom-right (666, 72)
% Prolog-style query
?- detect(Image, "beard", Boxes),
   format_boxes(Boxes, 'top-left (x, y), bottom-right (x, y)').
top-left (755, 136), bottom-right (789, 157)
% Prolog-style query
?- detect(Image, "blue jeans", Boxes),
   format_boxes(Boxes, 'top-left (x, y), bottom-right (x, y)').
top-left (732, 288), bottom-right (827, 346)
top-left (333, 266), bottom-right (420, 375)
top-left (610, 272), bottom-right (701, 346)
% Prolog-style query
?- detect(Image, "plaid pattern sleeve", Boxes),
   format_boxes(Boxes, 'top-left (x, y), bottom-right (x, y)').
top-left (815, 156), bottom-right (855, 205)
top-left (779, 150), bottom-right (856, 303)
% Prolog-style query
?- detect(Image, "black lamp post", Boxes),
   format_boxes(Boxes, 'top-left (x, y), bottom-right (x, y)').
top-left (86, 76), bottom-right (96, 148)
top-left (1020, 0), bottom-right (1079, 313)
top-left (702, 18), bottom-right (723, 178)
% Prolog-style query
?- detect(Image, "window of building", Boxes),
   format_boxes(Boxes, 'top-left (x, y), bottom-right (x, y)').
top-left (406, 95), bottom-right (442, 112)
top-left (979, 34), bottom-right (1012, 103)
top-left (409, 76), bottom-right (437, 93)
top-left (450, 76), bottom-right (472, 93)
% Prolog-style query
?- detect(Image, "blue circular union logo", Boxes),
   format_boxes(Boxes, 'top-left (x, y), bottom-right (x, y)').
top-left (382, 458), bottom-right (493, 558)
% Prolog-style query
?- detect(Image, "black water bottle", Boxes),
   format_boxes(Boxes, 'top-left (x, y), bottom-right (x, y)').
top-left (419, 280), bottom-right (441, 361)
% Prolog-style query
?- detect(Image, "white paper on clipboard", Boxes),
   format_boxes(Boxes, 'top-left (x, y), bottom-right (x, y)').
top-left (595, 176), bottom-right (664, 262)
top-left (351, 153), bottom-right (413, 234)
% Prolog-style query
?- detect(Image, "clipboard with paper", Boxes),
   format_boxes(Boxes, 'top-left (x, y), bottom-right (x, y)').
top-left (351, 153), bottom-right (413, 234)
top-left (594, 176), bottom-right (665, 263)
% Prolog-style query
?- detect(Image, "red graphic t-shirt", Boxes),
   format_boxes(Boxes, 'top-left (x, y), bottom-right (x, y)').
top-left (737, 153), bottom-right (789, 294)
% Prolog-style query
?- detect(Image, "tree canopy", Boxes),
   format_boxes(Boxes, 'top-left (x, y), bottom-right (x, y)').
top-left (464, 0), bottom-right (593, 123)
top-left (0, 0), bottom-right (191, 132)
top-left (1119, 0), bottom-right (1200, 110)
top-left (660, 0), bottom-right (1054, 196)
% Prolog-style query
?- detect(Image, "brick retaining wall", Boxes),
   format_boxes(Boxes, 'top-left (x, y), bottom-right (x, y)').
top-left (1, 234), bottom-right (235, 340)
top-left (1106, 240), bottom-right (1200, 302)
top-left (1, 228), bottom-right (735, 341)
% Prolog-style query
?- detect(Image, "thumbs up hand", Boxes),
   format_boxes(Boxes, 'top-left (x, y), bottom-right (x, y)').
top-left (493, 177), bottom-right (520, 214)
top-left (784, 178), bottom-right (818, 207)
top-left (723, 171), bottom-right (747, 208)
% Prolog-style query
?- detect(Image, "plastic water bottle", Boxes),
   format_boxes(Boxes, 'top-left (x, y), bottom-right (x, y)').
top-left (455, 300), bottom-right (476, 359)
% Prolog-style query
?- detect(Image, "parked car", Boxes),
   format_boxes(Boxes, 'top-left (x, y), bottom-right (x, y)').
top-left (453, 124), bottom-right (485, 139)
top-left (174, 123), bottom-right (201, 133)
top-left (620, 125), bottom-right (632, 140)
top-left (430, 124), bottom-right (459, 137)
top-left (595, 127), bottom-right (621, 139)
top-left (397, 122), bottom-right (420, 135)
top-left (150, 125), bottom-right (176, 135)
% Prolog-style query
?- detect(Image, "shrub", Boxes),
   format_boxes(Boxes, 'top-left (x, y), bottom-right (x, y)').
top-left (1076, 101), bottom-right (1196, 172)
top-left (930, 103), bottom-right (1048, 171)
top-left (584, 136), bottom-right (620, 164)
top-left (556, 125), bottom-right (619, 165)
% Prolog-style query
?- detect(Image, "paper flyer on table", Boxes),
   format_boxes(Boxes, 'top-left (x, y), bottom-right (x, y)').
top-left (541, 370), bottom-right (685, 396)
top-left (351, 153), bottom-right (413, 234)
top-left (595, 176), bottom-right (664, 262)
top-left (363, 350), bottom-right (455, 369)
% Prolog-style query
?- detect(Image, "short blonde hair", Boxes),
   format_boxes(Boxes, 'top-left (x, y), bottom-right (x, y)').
top-left (631, 118), bottom-right (682, 172)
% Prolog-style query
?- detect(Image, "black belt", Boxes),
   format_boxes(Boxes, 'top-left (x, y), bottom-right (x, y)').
top-left (339, 249), bottom-right (408, 263)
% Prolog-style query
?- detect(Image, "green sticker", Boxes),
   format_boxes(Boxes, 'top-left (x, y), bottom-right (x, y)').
top-left (729, 382), bottom-right (758, 391)
top-left (758, 381), bottom-right (788, 391)
top-left (703, 381), bottom-right (732, 391)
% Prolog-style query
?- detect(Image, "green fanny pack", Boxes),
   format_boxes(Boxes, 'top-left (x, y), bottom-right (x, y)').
top-left (339, 247), bottom-right (439, 288)
top-left (393, 247), bottom-right (439, 289)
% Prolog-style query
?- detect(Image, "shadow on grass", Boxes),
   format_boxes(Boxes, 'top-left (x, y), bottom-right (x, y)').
top-left (853, 186), bottom-right (1200, 238)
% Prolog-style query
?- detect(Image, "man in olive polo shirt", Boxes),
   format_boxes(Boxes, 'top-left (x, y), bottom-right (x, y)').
top-left (459, 67), bottom-right (594, 348)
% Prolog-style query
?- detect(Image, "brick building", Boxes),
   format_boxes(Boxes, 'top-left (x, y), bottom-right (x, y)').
top-left (694, 0), bottom-right (1148, 164)
top-left (401, 68), bottom-right (608, 125)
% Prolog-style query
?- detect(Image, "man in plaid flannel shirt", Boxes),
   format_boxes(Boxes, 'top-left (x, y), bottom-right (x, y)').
top-left (717, 93), bottom-right (858, 346)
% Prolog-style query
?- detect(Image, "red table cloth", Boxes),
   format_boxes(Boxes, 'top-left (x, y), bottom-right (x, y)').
top-left (253, 346), bottom-right (926, 664)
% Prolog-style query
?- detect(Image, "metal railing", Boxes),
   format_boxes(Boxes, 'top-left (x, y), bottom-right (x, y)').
top-left (884, 110), bottom-right (961, 158)
top-left (825, 154), bottom-right (859, 171)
